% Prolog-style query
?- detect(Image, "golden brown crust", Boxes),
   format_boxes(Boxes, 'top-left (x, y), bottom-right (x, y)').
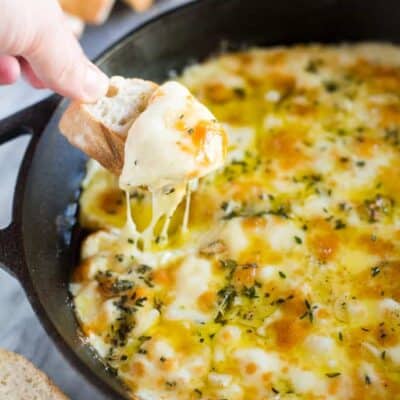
top-left (59, 78), bottom-right (158, 175)
top-left (123, 0), bottom-right (153, 12)
top-left (59, 0), bottom-right (115, 24)
top-left (0, 348), bottom-right (69, 399)
top-left (59, 101), bottom-right (125, 175)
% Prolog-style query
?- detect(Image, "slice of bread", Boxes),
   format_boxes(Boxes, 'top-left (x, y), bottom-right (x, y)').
top-left (59, 76), bottom-right (158, 175)
top-left (0, 348), bottom-right (68, 400)
top-left (58, 0), bottom-right (115, 24)
top-left (124, 0), bottom-right (154, 12)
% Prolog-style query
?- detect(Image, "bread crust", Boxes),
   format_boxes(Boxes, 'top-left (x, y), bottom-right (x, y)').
top-left (60, 101), bottom-right (125, 174)
top-left (59, 78), bottom-right (157, 175)
top-left (59, 0), bottom-right (115, 24)
top-left (124, 0), bottom-right (153, 12)
top-left (0, 348), bottom-right (68, 399)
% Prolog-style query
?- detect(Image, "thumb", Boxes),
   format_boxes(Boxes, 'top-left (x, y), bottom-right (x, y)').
top-left (25, 24), bottom-right (108, 102)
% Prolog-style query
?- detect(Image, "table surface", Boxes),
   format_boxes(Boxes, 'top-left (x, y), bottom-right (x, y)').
top-left (0, 1), bottom-right (182, 398)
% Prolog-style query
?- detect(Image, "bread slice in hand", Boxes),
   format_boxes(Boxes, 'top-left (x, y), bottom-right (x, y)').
top-left (0, 348), bottom-right (68, 400)
top-left (124, 0), bottom-right (154, 12)
top-left (58, 0), bottom-right (115, 24)
top-left (59, 76), bottom-right (158, 175)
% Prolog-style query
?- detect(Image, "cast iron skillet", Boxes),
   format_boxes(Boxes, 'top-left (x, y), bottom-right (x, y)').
top-left (1, 0), bottom-right (400, 397)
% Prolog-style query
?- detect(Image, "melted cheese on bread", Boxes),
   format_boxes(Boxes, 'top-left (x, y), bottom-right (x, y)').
top-left (119, 81), bottom-right (227, 247)
top-left (120, 81), bottom-right (227, 191)
top-left (73, 43), bottom-right (400, 400)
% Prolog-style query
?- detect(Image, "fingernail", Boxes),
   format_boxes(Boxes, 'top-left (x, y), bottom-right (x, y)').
top-left (82, 63), bottom-right (109, 102)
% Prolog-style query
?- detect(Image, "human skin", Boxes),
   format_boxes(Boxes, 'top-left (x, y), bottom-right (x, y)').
top-left (0, 0), bottom-right (109, 102)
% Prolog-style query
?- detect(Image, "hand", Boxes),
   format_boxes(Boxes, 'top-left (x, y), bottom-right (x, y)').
top-left (0, 0), bottom-right (109, 102)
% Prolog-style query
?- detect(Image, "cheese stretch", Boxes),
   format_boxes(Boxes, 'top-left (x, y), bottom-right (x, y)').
top-left (73, 44), bottom-right (400, 399)
top-left (119, 81), bottom-right (227, 247)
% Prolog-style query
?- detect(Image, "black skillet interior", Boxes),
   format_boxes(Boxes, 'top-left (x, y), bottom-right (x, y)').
top-left (16, 0), bottom-right (400, 398)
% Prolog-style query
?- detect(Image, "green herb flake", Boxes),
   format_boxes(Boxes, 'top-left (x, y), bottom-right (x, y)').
top-left (371, 266), bottom-right (381, 277)
top-left (323, 80), bottom-right (339, 92)
top-left (356, 160), bottom-right (366, 167)
top-left (278, 271), bottom-right (286, 279)
top-left (334, 219), bottom-right (347, 230)
top-left (326, 372), bottom-right (341, 378)
top-left (294, 236), bottom-right (303, 244)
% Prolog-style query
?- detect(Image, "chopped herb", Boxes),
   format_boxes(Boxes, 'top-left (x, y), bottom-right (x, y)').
top-left (137, 264), bottom-right (152, 274)
top-left (305, 59), bottom-right (320, 73)
top-left (163, 186), bottom-right (176, 195)
top-left (214, 311), bottom-right (227, 325)
top-left (166, 381), bottom-right (177, 388)
top-left (135, 297), bottom-right (148, 307)
top-left (115, 254), bottom-right (124, 262)
top-left (120, 355), bottom-right (128, 361)
top-left (194, 389), bottom-right (202, 397)
top-left (111, 280), bottom-right (134, 294)
top-left (233, 87), bottom-right (246, 98)
top-left (160, 356), bottom-right (166, 362)
top-left (381, 350), bottom-right (386, 360)
top-left (326, 372), bottom-right (341, 378)
top-left (187, 128), bottom-right (194, 134)
top-left (338, 332), bottom-right (343, 341)
top-left (365, 375), bottom-right (371, 385)
top-left (138, 335), bottom-right (152, 343)
top-left (323, 80), bottom-right (339, 92)
top-left (371, 265), bottom-right (381, 277)
top-left (154, 298), bottom-right (164, 311)
top-left (356, 160), bottom-right (366, 167)
top-left (334, 219), bottom-right (346, 230)
top-left (242, 286), bottom-right (258, 299)
top-left (138, 349), bottom-right (147, 354)
top-left (278, 271), bottom-right (286, 279)
top-left (294, 236), bottom-right (302, 244)
top-left (217, 285), bottom-right (237, 311)
top-left (220, 259), bottom-right (238, 271)
top-left (127, 238), bottom-right (134, 244)
top-left (271, 387), bottom-right (280, 394)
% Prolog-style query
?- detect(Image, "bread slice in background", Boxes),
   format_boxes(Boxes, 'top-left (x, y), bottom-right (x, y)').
top-left (59, 76), bottom-right (158, 175)
top-left (124, 0), bottom-right (154, 12)
top-left (59, 0), bottom-right (115, 24)
top-left (0, 348), bottom-right (68, 400)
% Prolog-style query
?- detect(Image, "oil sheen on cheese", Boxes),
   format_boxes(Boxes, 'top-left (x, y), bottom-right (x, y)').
top-left (72, 44), bottom-right (400, 400)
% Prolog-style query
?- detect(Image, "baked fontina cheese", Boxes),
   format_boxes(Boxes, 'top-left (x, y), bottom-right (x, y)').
top-left (72, 43), bottom-right (400, 400)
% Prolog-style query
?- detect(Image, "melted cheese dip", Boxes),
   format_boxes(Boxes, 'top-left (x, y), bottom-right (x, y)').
top-left (72, 44), bottom-right (400, 400)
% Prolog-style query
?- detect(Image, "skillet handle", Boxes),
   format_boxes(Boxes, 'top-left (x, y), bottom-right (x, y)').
top-left (0, 94), bottom-right (61, 278)
top-left (0, 94), bottom-right (61, 144)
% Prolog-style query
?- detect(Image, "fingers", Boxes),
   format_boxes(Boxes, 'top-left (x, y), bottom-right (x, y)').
top-left (0, 0), bottom-right (108, 101)
top-left (0, 55), bottom-right (20, 84)
top-left (18, 57), bottom-right (45, 88)
top-left (25, 22), bottom-right (108, 102)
